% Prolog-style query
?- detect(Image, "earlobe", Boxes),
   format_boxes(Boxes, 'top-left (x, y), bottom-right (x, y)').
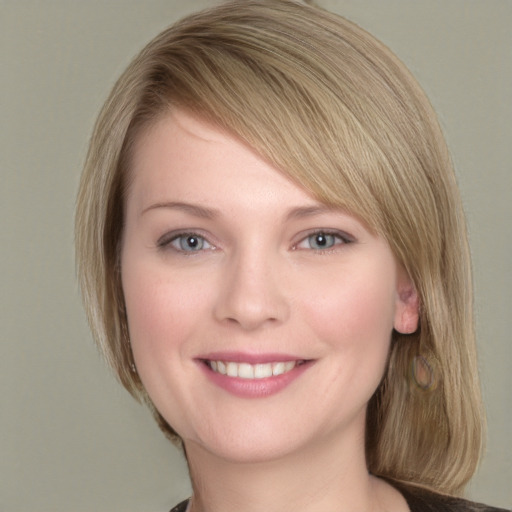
top-left (394, 279), bottom-right (420, 334)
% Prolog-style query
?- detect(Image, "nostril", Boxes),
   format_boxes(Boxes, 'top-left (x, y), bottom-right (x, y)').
top-left (212, 262), bottom-right (289, 329)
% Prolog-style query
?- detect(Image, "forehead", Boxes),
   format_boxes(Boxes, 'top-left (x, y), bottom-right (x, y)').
top-left (128, 109), bottom-right (322, 215)
top-left (127, 108), bottom-right (381, 238)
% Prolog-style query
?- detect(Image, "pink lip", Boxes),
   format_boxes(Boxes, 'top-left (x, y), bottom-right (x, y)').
top-left (197, 351), bottom-right (303, 364)
top-left (196, 353), bottom-right (314, 399)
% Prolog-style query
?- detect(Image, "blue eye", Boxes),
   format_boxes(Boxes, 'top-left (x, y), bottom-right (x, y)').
top-left (160, 233), bottom-right (213, 253)
top-left (308, 233), bottom-right (337, 250)
top-left (296, 231), bottom-right (350, 251)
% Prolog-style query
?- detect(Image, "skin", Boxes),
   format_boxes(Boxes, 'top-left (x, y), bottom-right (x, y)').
top-left (121, 109), bottom-right (418, 512)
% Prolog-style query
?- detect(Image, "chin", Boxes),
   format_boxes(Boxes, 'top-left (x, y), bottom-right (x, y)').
top-left (192, 439), bottom-right (303, 466)
top-left (183, 420), bottom-right (316, 466)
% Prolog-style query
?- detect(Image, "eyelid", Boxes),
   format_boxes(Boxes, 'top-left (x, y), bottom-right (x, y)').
top-left (156, 228), bottom-right (354, 252)
top-left (156, 230), bottom-right (216, 252)
top-left (292, 229), bottom-right (355, 251)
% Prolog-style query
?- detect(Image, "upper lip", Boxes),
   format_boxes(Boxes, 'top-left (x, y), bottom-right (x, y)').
top-left (196, 352), bottom-right (309, 364)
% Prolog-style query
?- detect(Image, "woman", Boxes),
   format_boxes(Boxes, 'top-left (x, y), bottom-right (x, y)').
top-left (75, 1), bottom-right (507, 511)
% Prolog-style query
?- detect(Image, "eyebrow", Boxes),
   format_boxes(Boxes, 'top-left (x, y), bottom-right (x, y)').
top-left (140, 201), bottom-right (219, 219)
top-left (140, 201), bottom-right (344, 222)
top-left (285, 204), bottom-right (341, 220)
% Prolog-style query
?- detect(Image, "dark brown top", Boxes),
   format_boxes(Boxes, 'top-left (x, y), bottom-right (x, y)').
top-left (395, 482), bottom-right (510, 512)
top-left (169, 485), bottom-right (510, 512)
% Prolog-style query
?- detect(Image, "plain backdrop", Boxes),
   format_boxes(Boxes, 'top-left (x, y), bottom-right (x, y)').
top-left (1, 1), bottom-right (511, 511)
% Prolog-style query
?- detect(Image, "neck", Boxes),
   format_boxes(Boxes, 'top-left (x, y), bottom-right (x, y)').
top-left (184, 428), bottom-right (406, 512)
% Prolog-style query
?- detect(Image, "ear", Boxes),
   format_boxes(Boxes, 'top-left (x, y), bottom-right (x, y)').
top-left (394, 269), bottom-right (420, 334)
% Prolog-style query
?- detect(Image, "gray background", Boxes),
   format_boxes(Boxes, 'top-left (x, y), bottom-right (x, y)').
top-left (1, 1), bottom-right (510, 511)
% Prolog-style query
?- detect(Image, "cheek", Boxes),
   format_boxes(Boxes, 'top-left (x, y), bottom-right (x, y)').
top-left (122, 261), bottom-right (211, 363)
top-left (302, 272), bottom-right (396, 358)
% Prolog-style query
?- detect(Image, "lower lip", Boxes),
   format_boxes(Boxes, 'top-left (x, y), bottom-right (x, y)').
top-left (198, 361), bottom-right (313, 398)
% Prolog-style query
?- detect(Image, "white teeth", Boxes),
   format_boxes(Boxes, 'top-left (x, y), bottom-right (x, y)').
top-left (238, 363), bottom-right (254, 379)
top-left (272, 362), bottom-right (285, 376)
top-left (254, 363), bottom-right (273, 379)
top-left (226, 362), bottom-right (238, 377)
top-left (284, 361), bottom-right (295, 373)
top-left (208, 360), bottom-right (300, 379)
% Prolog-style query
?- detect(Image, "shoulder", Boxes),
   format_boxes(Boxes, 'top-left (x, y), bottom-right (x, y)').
top-left (396, 483), bottom-right (510, 512)
top-left (169, 498), bottom-right (190, 512)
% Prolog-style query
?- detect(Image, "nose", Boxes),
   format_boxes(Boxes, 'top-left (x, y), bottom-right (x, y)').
top-left (213, 249), bottom-right (290, 331)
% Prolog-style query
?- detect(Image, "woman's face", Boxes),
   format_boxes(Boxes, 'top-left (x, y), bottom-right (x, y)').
top-left (121, 109), bottom-right (418, 463)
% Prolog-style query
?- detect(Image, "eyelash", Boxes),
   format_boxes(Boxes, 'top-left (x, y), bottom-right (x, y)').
top-left (293, 230), bottom-right (353, 252)
top-left (157, 231), bottom-right (215, 254)
top-left (157, 229), bottom-right (353, 255)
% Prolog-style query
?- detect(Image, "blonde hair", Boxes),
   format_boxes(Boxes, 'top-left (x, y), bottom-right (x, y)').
top-left (75, 0), bottom-right (483, 495)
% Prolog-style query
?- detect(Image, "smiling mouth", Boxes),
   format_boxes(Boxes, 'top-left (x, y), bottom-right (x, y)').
top-left (204, 360), bottom-right (308, 379)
